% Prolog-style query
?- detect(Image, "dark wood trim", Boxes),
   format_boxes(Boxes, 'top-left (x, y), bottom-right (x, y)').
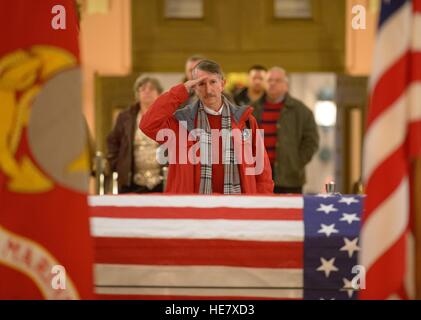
top-left (335, 75), bottom-right (368, 193)
top-left (94, 73), bottom-right (140, 152)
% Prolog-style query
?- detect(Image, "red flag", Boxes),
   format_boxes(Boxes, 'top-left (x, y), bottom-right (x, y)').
top-left (0, 0), bottom-right (94, 299)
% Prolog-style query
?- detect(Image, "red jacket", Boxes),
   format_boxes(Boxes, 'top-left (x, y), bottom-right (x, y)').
top-left (140, 84), bottom-right (274, 194)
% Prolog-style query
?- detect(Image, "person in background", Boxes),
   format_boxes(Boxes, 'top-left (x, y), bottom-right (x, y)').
top-left (253, 67), bottom-right (319, 194)
top-left (234, 65), bottom-right (267, 106)
top-left (140, 60), bottom-right (274, 194)
top-left (184, 54), bottom-right (206, 82)
top-left (183, 55), bottom-right (234, 107)
top-left (106, 76), bottom-right (165, 193)
top-left (181, 55), bottom-right (206, 107)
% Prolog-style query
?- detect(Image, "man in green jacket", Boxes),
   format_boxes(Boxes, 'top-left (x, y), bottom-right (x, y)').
top-left (252, 67), bottom-right (319, 194)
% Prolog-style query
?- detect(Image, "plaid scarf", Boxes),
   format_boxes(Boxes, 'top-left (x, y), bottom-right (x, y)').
top-left (197, 101), bottom-right (241, 194)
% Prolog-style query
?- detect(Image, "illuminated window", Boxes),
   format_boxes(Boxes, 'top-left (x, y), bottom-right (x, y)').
top-left (164, 0), bottom-right (204, 19)
top-left (274, 0), bottom-right (312, 19)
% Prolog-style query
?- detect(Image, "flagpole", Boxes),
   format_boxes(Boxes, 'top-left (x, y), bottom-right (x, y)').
top-left (415, 158), bottom-right (421, 299)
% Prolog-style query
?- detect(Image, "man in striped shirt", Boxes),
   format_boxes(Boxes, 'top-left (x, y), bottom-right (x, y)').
top-left (253, 67), bottom-right (319, 194)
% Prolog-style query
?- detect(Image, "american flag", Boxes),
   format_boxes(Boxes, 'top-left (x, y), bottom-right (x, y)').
top-left (361, 0), bottom-right (421, 299)
top-left (89, 194), bottom-right (363, 300)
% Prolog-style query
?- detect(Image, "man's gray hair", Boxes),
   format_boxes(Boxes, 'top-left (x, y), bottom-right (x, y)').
top-left (268, 66), bottom-right (289, 84)
top-left (192, 59), bottom-right (225, 80)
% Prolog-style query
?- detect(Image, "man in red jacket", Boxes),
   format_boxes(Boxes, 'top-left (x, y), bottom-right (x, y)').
top-left (140, 60), bottom-right (274, 194)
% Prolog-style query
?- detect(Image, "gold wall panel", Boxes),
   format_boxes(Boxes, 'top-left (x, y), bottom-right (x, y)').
top-left (132, 0), bottom-right (345, 72)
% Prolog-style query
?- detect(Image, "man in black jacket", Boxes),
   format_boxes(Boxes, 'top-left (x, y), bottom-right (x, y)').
top-left (253, 67), bottom-right (319, 194)
top-left (234, 65), bottom-right (267, 106)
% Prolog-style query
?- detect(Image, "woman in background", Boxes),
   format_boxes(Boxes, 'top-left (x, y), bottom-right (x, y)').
top-left (106, 76), bottom-right (165, 193)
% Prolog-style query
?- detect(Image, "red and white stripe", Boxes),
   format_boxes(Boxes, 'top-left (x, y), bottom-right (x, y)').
top-left (361, 0), bottom-right (421, 300)
top-left (89, 195), bottom-right (304, 300)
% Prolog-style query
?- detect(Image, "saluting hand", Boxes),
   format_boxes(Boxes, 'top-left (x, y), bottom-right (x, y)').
top-left (184, 76), bottom-right (208, 92)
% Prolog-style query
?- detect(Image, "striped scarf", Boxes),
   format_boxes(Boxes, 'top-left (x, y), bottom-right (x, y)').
top-left (197, 102), bottom-right (241, 194)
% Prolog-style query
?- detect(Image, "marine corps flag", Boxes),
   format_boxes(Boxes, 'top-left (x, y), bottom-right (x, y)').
top-left (0, 0), bottom-right (94, 299)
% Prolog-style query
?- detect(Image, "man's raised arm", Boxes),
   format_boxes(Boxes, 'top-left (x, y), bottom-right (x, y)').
top-left (140, 77), bottom-right (207, 141)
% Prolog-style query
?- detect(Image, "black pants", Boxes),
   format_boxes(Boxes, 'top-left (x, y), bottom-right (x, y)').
top-left (120, 183), bottom-right (163, 194)
top-left (274, 186), bottom-right (303, 194)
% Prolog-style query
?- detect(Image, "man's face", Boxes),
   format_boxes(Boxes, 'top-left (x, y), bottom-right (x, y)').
top-left (248, 69), bottom-right (267, 92)
top-left (266, 70), bottom-right (288, 99)
top-left (185, 59), bottom-right (201, 81)
top-left (193, 69), bottom-right (225, 107)
top-left (138, 82), bottom-right (159, 106)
